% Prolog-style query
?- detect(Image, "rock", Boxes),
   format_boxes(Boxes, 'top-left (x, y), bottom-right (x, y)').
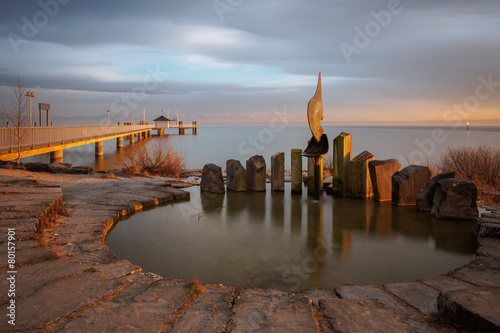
top-left (333, 132), bottom-right (352, 196)
top-left (24, 162), bottom-right (51, 173)
top-left (319, 298), bottom-right (413, 333)
top-left (384, 281), bottom-right (440, 315)
top-left (226, 159), bottom-right (247, 192)
top-left (200, 163), bottom-right (225, 194)
top-left (369, 159), bottom-right (401, 202)
top-left (291, 149), bottom-right (302, 193)
top-left (416, 171), bottom-right (455, 212)
top-left (438, 286), bottom-right (500, 333)
top-left (107, 169), bottom-right (124, 176)
top-left (48, 162), bottom-right (71, 173)
top-left (350, 151), bottom-right (375, 198)
top-left (431, 178), bottom-right (478, 220)
top-left (392, 165), bottom-right (431, 206)
top-left (70, 166), bottom-right (94, 174)
top-left (271, 152), bottom-right (285, 191)
top-left (246, 155), bottom-right (266, 191)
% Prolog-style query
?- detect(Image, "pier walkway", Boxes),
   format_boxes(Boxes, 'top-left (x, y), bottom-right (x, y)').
top-left (0, 122), bottom-right (197, 162)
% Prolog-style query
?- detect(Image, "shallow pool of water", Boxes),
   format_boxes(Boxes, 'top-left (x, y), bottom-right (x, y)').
top-left (106, 184), bottom-right (476, 292)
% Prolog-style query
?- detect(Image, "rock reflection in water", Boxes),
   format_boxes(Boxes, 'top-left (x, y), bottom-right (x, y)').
top-left (106, 183), bottom-right (476, 292)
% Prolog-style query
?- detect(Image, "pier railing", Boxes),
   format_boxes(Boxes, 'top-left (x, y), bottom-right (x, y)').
top-left (0, 125), bottom-right (154, 151)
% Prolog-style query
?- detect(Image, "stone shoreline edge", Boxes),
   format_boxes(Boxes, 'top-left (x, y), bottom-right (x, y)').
top-left (0, 175), bottom-right (499, 332)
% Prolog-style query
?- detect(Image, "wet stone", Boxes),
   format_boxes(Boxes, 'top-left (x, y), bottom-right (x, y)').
top-left (438, 286), bottom-right (500, 333)
top-left (451, 264), bottom-right (500, 287)
top-left (291, 149), bottom-right (303, 193)
top-left (200, 163), bottom-right (225, 194)
top-left (246, 155), bottom-right (266, 192)
top-left (271, 152), bottom-right (285, 192)
top-left (431, 178), bottom-right (478, 220)
top-left (384, 281), bottom-right (440, 315)
top-left (230, 289), bottom-right (318, 332)
top-left (369, 159), bottom-right (401, 202)
top-left (416, 171), bottom-right (455, 212)
top-left (392, 165), bottom-right (431, 206)
top-left (226, 159), bottom-right (247, 192)
top-left (419, 275), bottom-right (473, 293)
top-left (319, 298), bottom-right (413, 333)
top-left (301, 288), bottom-right (338, 306)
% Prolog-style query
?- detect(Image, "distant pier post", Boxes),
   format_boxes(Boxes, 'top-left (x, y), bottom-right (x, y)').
top-left (95, 141), bottom-right (104, 156)
top-left (130, 134), bottom-right (135, 144)
top-left (192, 121), bottom-right (197, 135)
top-left (117, 136), bottom-right (123, 149)
top-left (50, 149), bottom-right (63, 163)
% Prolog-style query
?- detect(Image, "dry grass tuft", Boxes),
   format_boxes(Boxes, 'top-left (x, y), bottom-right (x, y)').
top-left (123, 140), bottom-right (185, 177)
top-left (189, 279), bottom-right (206, 295)
top-left (437, 145), bottom-right (500, 205)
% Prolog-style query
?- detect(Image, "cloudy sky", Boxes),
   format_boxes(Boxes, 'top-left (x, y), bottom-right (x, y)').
top-left (0, 0), bottom-right (499, 125)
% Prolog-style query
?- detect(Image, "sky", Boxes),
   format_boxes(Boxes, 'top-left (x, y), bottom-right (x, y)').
top-left (0, 0), bottom-right (499, 126)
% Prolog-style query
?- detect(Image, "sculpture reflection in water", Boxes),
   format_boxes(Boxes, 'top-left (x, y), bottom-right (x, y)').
top-left (302, 73), bottom-right (329, 200)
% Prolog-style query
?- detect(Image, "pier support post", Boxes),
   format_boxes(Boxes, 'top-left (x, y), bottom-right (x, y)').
top-left (130, 134), bottom-right (135, 144)
top-left (137, 132), bottom-right (142, 141)
top-left (179, 121), bottom-right (184, 135)
top-left (117, 136), bottom-right (123, 149)
top-left (271, 152), bottom-right (285, 191)
top-left (192, 121), bottom-right (197, 135)
top-left (158, 129), bottom-right (164, 137)
top-left (95, 141), bottom-right (104, 156)
top-left (50, 149), bottom-right (63, 163)
top-left (291, 149), bottom-right (302, 193)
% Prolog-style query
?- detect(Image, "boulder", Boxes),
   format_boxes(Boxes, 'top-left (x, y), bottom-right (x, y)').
top-left (416, 171), bottom-right (455, 212)
top-left (200, 163), bottom-right (225, 194)
top-left (48, 162), bottom-right (71, 174)
top-left (69, 166), bottom-right (94, 174)
top-left (24, 162), bottom-right (51, 173)
top-left (333, 132), bottom-right (352, 196)
top-left (226, 159), bottom-right (247, 192)
top-left (368, 159), bottom-right (401, 201)
top-left (431, 178), bottom-right (478, 220)
top-left (246, 155), bottom-right (266, 191)
top-left (271, 152), bottom-right (285, 191)
top-left (392, 165), bottom-right (431, 206)
top-left (350, 151), bottom-right (375, 198)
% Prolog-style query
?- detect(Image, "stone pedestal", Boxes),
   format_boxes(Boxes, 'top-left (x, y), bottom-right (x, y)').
top-left (226, 159), bottom-right (247, 192)
top-left (291, 149), bottom-right (302, 193)
top-left (350, 151), bottom-right (375, 198)
top-left (368, 159), bottom-right (401, 202)
top-left (416, 171), bottom-right (455, 212)
top-left (200, 163), bottom-right (225, 194)
top-left (431, 178), bottom-right (478, 220)
top-left (271, 152), bottom-right (285, 191)
top-left (246, 155), bottom-right (266, 191)
top-left (333, 132), bottom-right (352, 196)
top-left (392, 165), bottom-right (432, 206)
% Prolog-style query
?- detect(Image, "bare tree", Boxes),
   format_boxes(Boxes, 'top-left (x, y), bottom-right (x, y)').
top-left (1, 76), bottom-right (29, 164)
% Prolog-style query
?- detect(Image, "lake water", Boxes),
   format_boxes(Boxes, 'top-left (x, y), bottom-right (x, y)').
top-left (106, 184), bottom-right (477, 292)
top-left (24, 124), bottom-right (500, 170)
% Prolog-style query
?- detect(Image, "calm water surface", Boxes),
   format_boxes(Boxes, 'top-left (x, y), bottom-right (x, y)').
top-left (24, 125), bottom-right (500, 170)
top-left (106, 184), bottom-right (476, 292)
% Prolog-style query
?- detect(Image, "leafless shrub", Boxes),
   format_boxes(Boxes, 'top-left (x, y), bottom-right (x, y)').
top-left (123, 139), bottom-right (185, 177)
top-left (437, 145), bottom-right (500, 205)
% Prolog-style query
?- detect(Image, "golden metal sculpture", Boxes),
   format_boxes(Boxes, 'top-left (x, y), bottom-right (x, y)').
top-left (303, 72), bottom-right (329, 200)
top-left (307, 72), bottom-right (324, 142)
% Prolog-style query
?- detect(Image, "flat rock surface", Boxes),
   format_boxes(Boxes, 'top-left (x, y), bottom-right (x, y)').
top-left (319, 298), bottom-right (413, 333)
top-left (230, 289), bottom-right (319, 332)
top-left (1, 173), bottom-right (499, 332)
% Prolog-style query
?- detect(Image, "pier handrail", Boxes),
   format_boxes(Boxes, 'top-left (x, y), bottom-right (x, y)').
top-left (0, 125), bottom-right (154, 152)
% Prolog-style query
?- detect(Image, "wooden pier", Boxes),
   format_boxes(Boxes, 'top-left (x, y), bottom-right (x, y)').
top-left (0, 121), bottom-right (197, 163)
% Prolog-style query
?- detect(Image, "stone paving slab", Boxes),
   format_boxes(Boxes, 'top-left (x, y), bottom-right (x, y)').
top-left (52, 279), bottom-right (191, 333)
top-left (0, 258), bottom-right (88, 302)
top-left (171, 284), bottom-right (236, 333)
top-left (230, 289), bottom-right (319, 332)
top-left (0, 272), bottom-right (131, 331)
top-left (0, 246), bottom-right (58, 269)
top-left (451, 264), bottom-right (500, 287)
top-left (384, 282), bottom-right (440, 315)
top-left (319, 298), bottom-right (413, 333)
top-left (419, 275), bottom-right (473, 293)
top-left (438, 286), bottom-right (500, 333)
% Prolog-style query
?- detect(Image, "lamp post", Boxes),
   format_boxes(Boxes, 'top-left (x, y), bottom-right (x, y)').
top-left (25, 91), bottom-right (35, 127)
top-left (107, 109), bottom-right (110, 126)
top-left (467, 122), bottom-right (469, 133)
